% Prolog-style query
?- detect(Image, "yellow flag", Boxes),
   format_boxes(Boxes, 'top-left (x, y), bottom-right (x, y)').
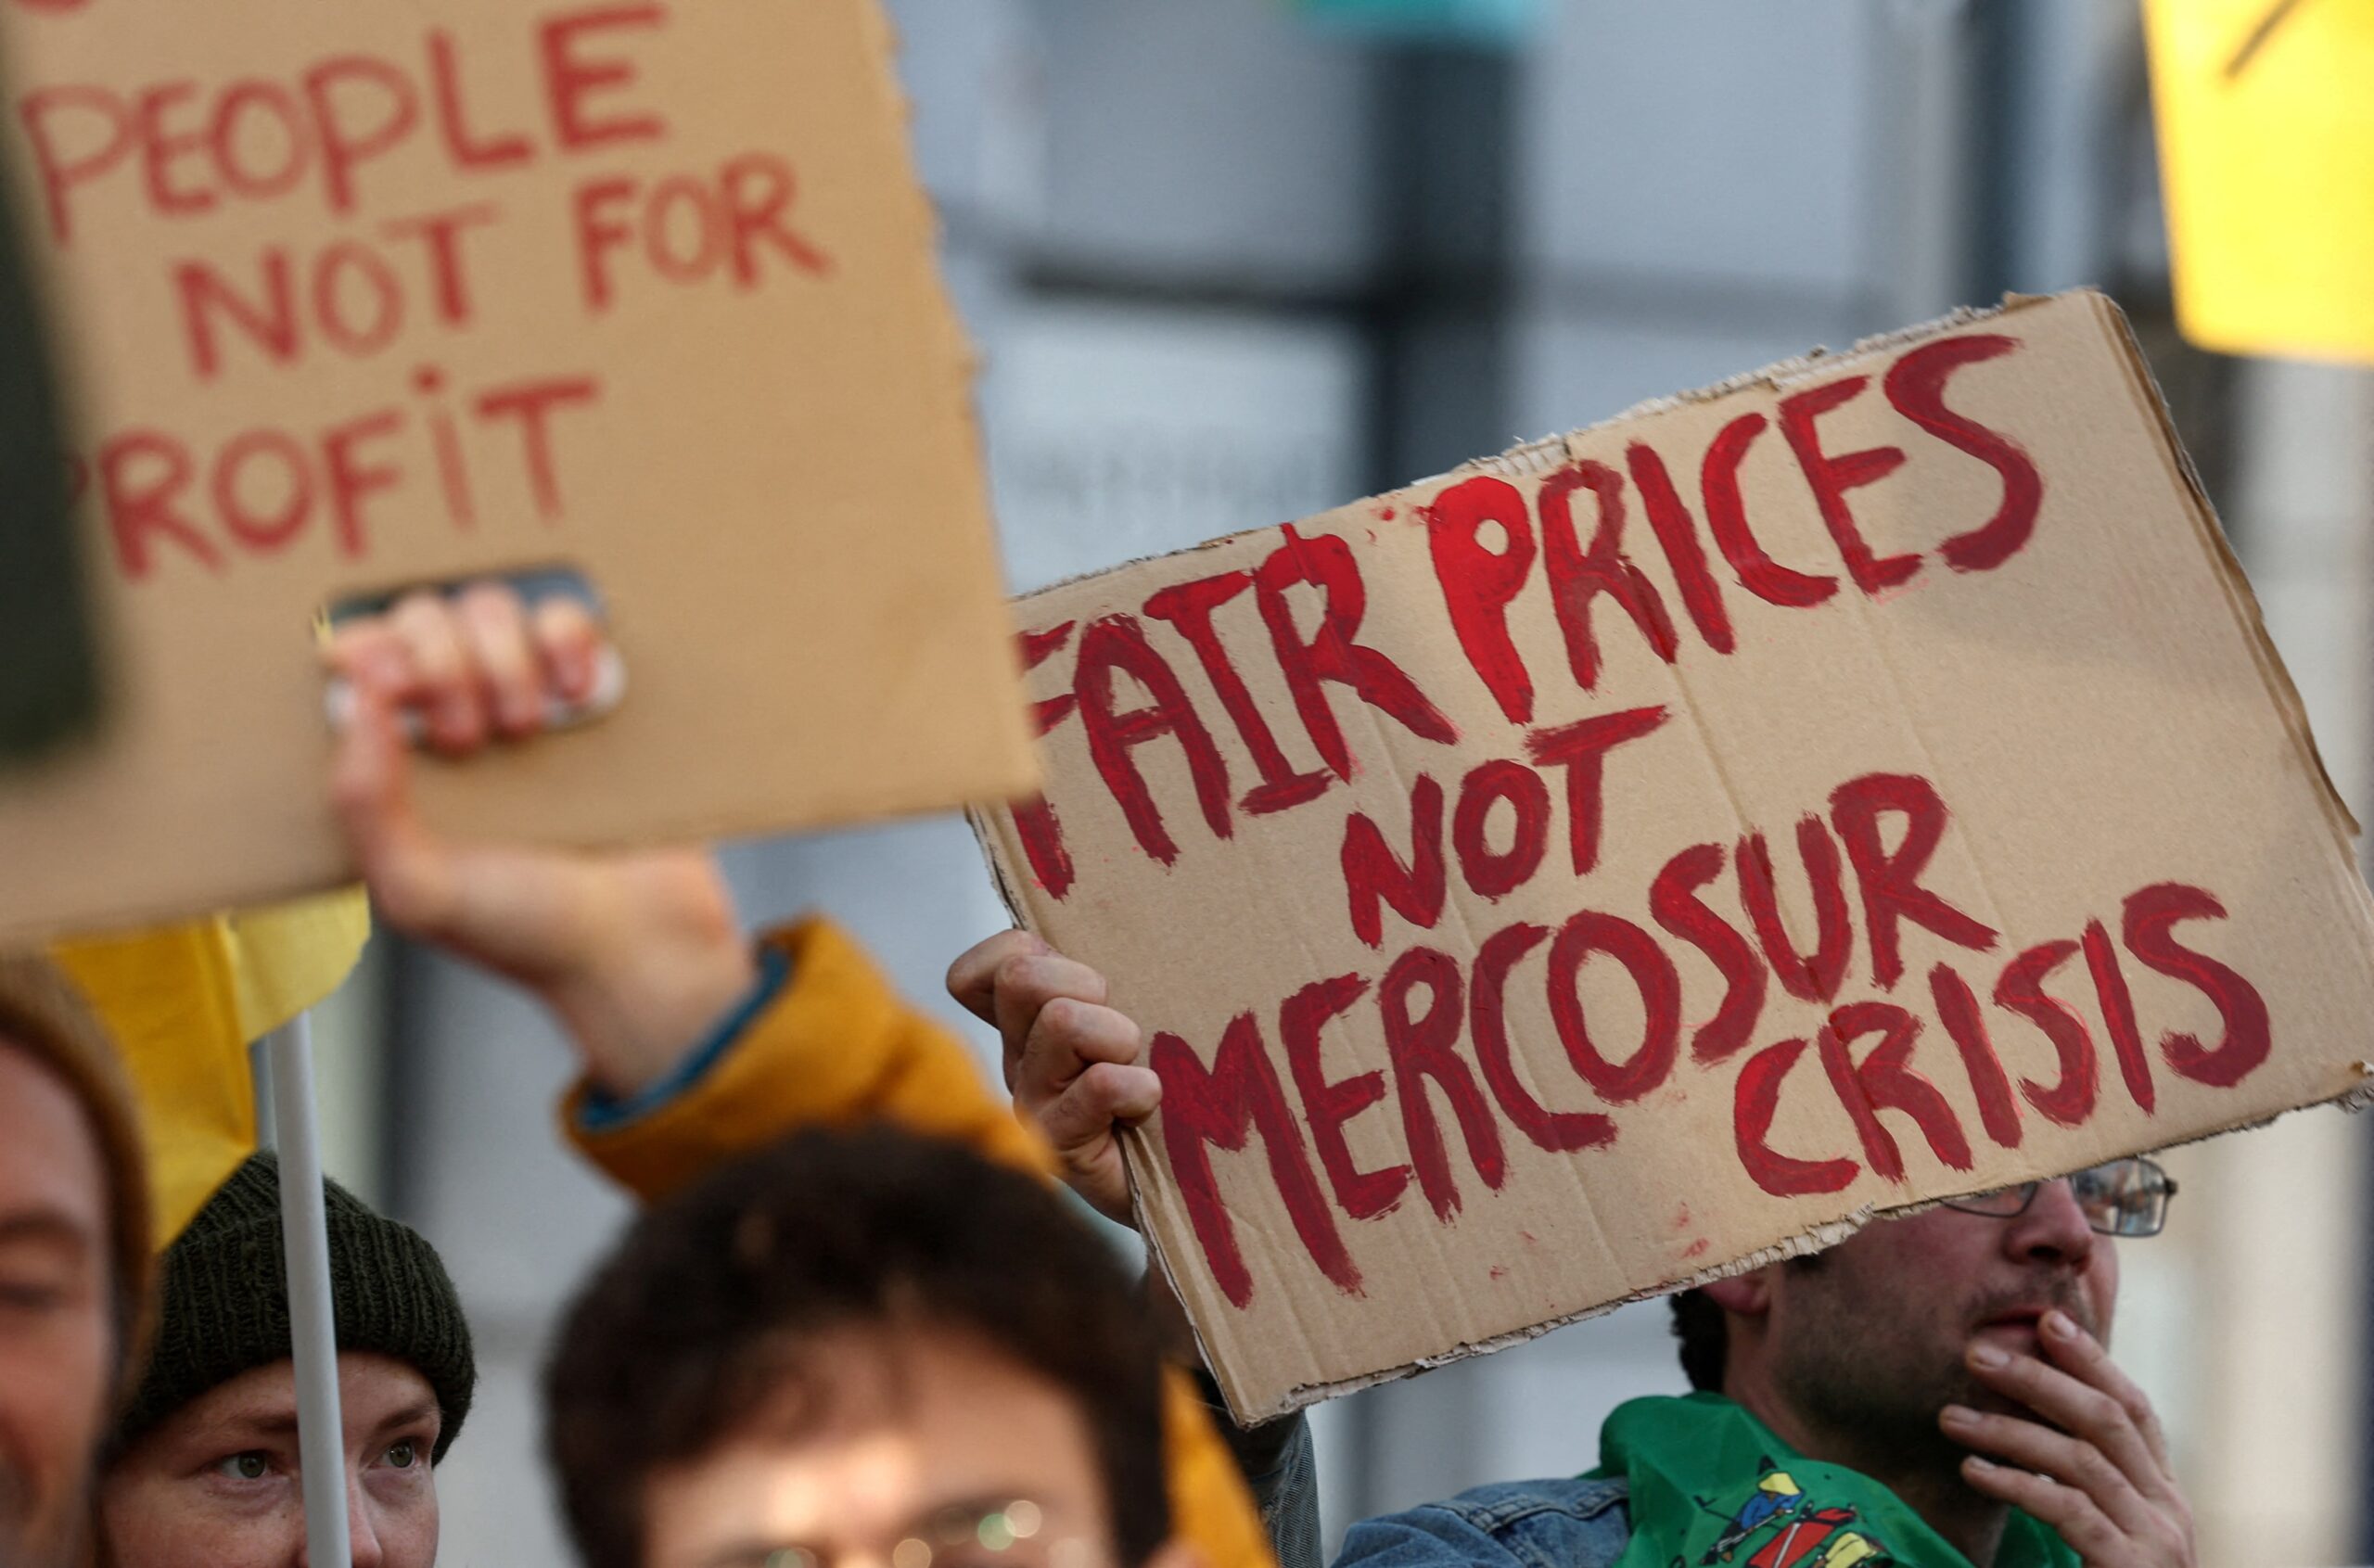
top-left (2146, 0), bottom-right (2374, 363)
top-left (50, 889), bottom-right (371, 1245)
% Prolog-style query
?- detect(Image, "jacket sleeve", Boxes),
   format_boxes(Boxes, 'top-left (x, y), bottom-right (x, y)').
top-left (560, 916), bottom-right (1279, 1568)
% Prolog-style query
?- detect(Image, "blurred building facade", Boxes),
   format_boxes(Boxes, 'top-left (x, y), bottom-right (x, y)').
top-left (308, 3), bottom-right (2372, 1562)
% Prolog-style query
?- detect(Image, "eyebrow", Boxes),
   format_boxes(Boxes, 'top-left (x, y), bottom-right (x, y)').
top-left (0, 1209), bottom-right (96, 1261)
top-left (0, 1212), bottom-right (96, 1253)
top-left (374, 1400), bottom-right (441, 1439)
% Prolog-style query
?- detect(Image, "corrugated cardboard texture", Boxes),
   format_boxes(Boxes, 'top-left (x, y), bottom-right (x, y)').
top-left (0, 0), bottom-right (1037, 941)
top-left (974, 291), bottom-right (2374, 1421)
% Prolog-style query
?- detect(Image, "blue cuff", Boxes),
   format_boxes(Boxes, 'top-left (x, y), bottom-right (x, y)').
top-left (575, 944), bottom-right (793, 1133)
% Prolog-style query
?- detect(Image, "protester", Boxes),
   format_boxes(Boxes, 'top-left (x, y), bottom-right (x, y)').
top-left (319, 583), bottom-right (1274, 1568)
top-left (961, 930), bottom-right (2201, 1568)
top-left (546, 1123), bottom-right (1191, 1568)
top-left (0, 956), bottom-right (152, 1568)
top-left (94, 1152), bottom-right (474, 1568)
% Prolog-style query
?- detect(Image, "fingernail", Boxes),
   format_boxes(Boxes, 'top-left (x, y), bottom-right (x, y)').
top-left (2043, 1308), bottom-right (2075, 1338)
top-left (1970, 1344), bottom-right (2009, 1370)
top-left (1964, 1455), bottom-right (1995, 1472)
top-left (1939, 1404), bottom-right (1976, 1427)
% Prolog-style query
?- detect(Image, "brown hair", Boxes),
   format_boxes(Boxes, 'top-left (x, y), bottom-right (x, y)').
top-left (0, 953), bottom-right (154, 1393)
top-left (544, 1125), bottom-right (1170, 1568)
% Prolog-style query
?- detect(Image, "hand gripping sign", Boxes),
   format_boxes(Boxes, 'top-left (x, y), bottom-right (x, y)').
top-left (973, 291), bottom-right (2374, 1421)
top-left (0, 0), bottom-right (1036, 941)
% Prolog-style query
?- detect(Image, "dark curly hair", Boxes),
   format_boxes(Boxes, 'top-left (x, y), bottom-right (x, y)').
top-left (543, 1124), bottom-right (1171, 1568)
top-left (1669, 1287), bottom-right (1727, 1392)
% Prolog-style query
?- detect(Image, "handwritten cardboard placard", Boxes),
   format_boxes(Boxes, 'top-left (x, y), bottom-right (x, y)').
top-left (973, 291), bottom-right (2374, 1421)
top-left (0, 0), bottom-right (1036, 941)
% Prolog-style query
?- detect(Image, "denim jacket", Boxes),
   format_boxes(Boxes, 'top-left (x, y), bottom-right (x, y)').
top-left (1335, 1477), bottom-right (1633, 1568)
top-left (1220, 1395), bottom-right (1633, 1568)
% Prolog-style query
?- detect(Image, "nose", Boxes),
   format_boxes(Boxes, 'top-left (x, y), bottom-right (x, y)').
top-left (290, 1472), bottom-right (381, 1568)
top-left (347, 1472), bottom-right (385, 1568)
top-left (2001, 1175), bottom-right (2097, 1270)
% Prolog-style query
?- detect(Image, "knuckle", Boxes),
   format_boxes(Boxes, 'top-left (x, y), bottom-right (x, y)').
top-left (2074, 1386), bottom-right (2119, 1426)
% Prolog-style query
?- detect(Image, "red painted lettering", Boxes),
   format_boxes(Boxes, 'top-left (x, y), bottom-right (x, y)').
top-left (1995, 939), bottom-right (2096, 1127)
top-left (381, 203), bottom-right (499, 326)
top-left (1538, 459), bottom-right (1677, 692)
top-left (719, 151), bottom-right (831, 283)
top-left (1830, 771), bottom-right (1997, 990)
top-left (1736, 816), bottom-right (1853, 1003)
top-left (1544, 910), bottom-right (1680, 1104)
top-left (2082, 919), bottom-right (2155, 1113)
top-left (321, 407), bottom-right (404, 557)
top-left (571, 174), bottom-right (638, 312)
top-left (1650, 842), bottom-right (1766, 1064)
top-left (211, 429), bottom-right (313, 552)
top-left (135, 82), bottom-right (214, 218)
top-left (173, 251), bottom-right (299, 381)
top-left (1472, 922), bottom-right (1614, 1153)
top-left (1424, 474), bottom-right (1538, 724)
top-left (311, 240), bottom-right (405, 356)
top-left (2123, 883), bottom-right (2270, 1089)
top-left (1339, 774), bottom-right (1445, 949)
top-left (1153, 1013), bottom-right (1359, 1309)
top-left (1735, 1037), bottom-right (1858, 1197)
top-left (302, 56), bottom-right (419, 215)
top-left (1882, 335), bottom-right (2042, 574)
top-left (1378, 947), bottom-right (1504, 1220)
top-left (1702, 412), bottom-right (1835, 607)
top-left (1256, 527), bottom-right (1457, 779)
top-left (428, 30), bottom-right (533, 170)
top-left (1144, 571), bottom-right (1329, 814)
top-left (1779, 375), bottom-right (1915, 595)
top-left (1626, 440), bottom-right (1733, 653)
top-left (20, 84), bottom-right (133, 246)
top-left (98, 429), bottom-right (220, 580)
top-left (1816, 1000), bottom-right (1972, 1183)
top-left (1930, 962), bottom-right (2022, 1148)
top-left (1011, 622), bottom-right (1079, 899)
top-left (1451, 759), bottom-right (1550, 899)
top-left (1281, 974), bottom-right (1405, 1220)
top-left (1072, 615), bottom-right (1233, 866)
top-left (474, 374), bottom-right (600, 518)
top-left (208, 82), bottom-right (310, 201)
top-left (1524, 705), bottom-right (1669, 876)
top-left (542, 3), bottom-right (668, 151)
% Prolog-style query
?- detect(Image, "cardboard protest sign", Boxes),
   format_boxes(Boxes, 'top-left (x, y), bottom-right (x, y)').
top-left (0, 0), bottom-right (1037, 941)
top-left (973, 290), bottom-right (2374, 1421)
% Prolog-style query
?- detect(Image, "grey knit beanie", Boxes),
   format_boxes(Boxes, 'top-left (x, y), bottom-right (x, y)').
top-left (110, 1153), bottom-right (475, 1461)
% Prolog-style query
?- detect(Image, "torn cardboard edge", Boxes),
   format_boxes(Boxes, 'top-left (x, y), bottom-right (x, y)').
top-left (1179, 1064), bottom-right (2374, 1423)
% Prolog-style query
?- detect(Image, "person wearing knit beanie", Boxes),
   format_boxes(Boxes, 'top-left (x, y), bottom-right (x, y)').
top-left (0, 952), bottom-right (154, 1568)
top-left (96, 1153), bottom-right (475, 1568)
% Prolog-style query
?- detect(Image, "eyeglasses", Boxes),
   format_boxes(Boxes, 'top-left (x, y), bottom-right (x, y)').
top-left (710, 1500), bottom-right (1094, 1568)
top-left (1939, 1156), bottom-right (2178, 1238)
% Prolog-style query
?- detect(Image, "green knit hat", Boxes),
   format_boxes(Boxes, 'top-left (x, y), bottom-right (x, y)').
top-left (111, 1153), bottom-right (475, 1461)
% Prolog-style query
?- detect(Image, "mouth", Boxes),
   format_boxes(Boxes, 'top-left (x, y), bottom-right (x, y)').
top-left (1971, 1306), bottom-right (2049, 1340)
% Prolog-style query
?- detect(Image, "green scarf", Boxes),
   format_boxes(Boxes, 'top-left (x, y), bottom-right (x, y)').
top-left (1587, 1393), bottom-right (2079, 1568)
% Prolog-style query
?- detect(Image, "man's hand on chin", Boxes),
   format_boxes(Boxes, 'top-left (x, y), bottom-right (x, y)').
top-left (1937, 1309), bottom-right (2196, 1567)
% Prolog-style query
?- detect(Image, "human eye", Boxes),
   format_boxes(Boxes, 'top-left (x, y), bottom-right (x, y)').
top-left (385, 1438), bottom-right (421, 1469)
top-left (0, 1245), bottom-right (77, 1315)
top-left (212, 1451), bottom-right (274, 1483)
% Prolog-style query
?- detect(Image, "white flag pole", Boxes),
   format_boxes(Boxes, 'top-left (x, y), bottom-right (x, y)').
top-left (262, 1011), bottom-right (351, 1565)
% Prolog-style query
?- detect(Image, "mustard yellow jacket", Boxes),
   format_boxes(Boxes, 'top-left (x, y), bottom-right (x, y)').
top-left (560, 917), bottom-right (1272, 1568)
